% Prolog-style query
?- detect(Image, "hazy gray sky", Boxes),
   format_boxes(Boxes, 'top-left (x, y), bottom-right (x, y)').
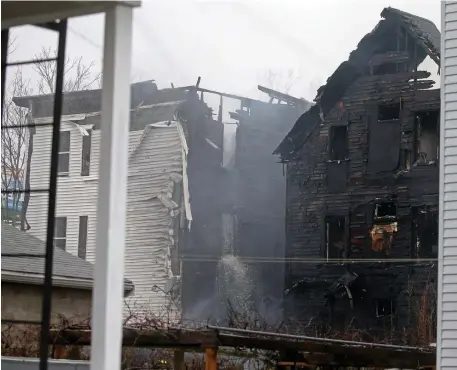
top-left (8, 0), bottom-right (441, 103)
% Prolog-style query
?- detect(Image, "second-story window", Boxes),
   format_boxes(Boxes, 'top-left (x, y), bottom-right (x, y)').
top-left (81, 129), bottom-right (92, 176)
top-left (54, 216), bottom-right (67, 250)
top-left (329, 125), bottom-right (348, 161)
top-left (58, 131), bottom-right (70, 176)
top-left (415, 110), bottom-right (439, 163)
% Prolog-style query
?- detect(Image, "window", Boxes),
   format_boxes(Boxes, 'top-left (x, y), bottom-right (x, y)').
top-left (54, 217), bottom-right (67, 250)
top-left (401, 149), bottom-right (412, 170)
top-left (376, 299), bottom-right (395, 317)
top-left (374, 202), bottom-right (396, 220)
top-left (329, 125), bottom-right (348, 161)
top-left (81, 129), bottom-right (92, 176)
top-left (58, 131), bottom-right (70, 176)
top-left (78, 216), bottom-right (88, 259)
top-left (325, 216), bottom-right (346, 261)
top-left (412, 207), bottom-right (438, 259)
top-left (415, 110), bottom-right (439, 162)
top-left (378, 103), bottom-right (400, 121)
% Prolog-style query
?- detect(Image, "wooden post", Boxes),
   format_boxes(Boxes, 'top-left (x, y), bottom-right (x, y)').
top-left (205, 347), bottom-right (218, 370)
top-left (174, 350), bottom-right (185, 370)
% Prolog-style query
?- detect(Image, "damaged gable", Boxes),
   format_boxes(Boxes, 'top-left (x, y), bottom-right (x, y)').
top-left (274, 6), bottom-right (440, 159)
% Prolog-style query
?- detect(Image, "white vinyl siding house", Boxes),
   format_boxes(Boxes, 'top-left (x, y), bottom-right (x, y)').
top-left (439, 1), bottom-right (457, 368)
top-left (25, 114), bottom-right (189, 318)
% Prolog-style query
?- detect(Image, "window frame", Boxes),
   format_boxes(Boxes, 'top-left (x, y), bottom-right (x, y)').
top-left (53, 216), bottom-right (67, 250)
top-left (81, 129), bottom-right (92, 176)
top-left (58, 131), bottom-right (71, 177)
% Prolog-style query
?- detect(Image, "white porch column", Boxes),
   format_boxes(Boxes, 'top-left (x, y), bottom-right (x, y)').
top-left (90, 4), bottom-right (133, 370)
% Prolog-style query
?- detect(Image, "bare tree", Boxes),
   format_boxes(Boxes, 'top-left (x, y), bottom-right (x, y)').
top-left (34, 46), bottom-right (101, 94)
top-left (262, 68), bottom-right (301, 95)
top-left (1, 69), bottom-right (31, 225)
top-left (1, 46), bottom-right (100, 226)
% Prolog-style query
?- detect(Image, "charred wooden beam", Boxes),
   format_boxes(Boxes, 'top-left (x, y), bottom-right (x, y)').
top-left (355, 70), bottom-right (431, 85)
top-left (257, 85), bottom-right (309, 108)
top-left (195, 87), bottom-right (253, 105)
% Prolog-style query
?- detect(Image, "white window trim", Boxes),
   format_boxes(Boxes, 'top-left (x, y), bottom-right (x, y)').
top-left (53, 236), bottom-right (67, 249)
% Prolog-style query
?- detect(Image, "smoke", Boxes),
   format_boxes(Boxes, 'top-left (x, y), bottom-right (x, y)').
top-left (182, 97), bottom-right (306, 327)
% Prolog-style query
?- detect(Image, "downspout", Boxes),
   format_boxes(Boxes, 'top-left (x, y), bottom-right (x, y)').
top-left (21, 100), bottom-right (33, 231)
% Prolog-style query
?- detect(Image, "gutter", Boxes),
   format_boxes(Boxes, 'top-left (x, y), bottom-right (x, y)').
top-left (1, 271), bottom-right (134, 297)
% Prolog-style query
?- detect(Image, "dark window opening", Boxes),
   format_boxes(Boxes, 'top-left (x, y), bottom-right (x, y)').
top-left (81, 129), bottom-right (92, 176)
top-left (58, 131), bottom-right (70, 176)
top-left (415, 110), bottom-right (439, 162)
top-left (374, 202), bottom-right (396, 220)
top-left (54, 216), bottom-right (67, 250)
top-left (329, 125), bottom-right (348, 161)
top-left (376, 299), bottom-right (395, 317)
top-left (372, 62), bottom-right (408, 75)
top-left (378, 103), bottom-right (400, 121)
top-left (325, 216), bottom-right (346, 261)
top-left (413, 208), bottom-right (438, 259)
top-left (401, 149), bottom-right (412, 170)
top-left (78, 216), bottom-right (88, 259)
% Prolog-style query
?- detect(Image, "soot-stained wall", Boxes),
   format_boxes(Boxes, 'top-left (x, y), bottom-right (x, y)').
top-left (284, 52), bottom-right (439, 343)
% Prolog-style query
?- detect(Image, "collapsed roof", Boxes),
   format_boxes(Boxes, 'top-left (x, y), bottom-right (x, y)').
top-left (274, 7), bottom-right (441, 159)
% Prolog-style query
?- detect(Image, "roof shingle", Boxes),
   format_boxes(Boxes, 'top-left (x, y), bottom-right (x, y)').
top-left (1, 224), bottom-right (134, 291)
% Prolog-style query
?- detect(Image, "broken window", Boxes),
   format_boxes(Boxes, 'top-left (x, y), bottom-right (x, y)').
top-left (374, 202), bottom-right (396, 220)
top-left (370, 202), bottom-right (398, 253)
top-left (415, 110), bottom-right (439, 163)
top-left (329, 125), bottom-right (348, 161)
top-left (378, 103), bottom-right (400, 121)
top-left (81, 129), bottom-right (92, 176)
top-left (412, 207), bottom-right (438, 259)
top-left (376, 299), bottom-right (395, 317)
top-left (367, 105), bottom-right (401, 173)
top-left (325, 216), bottom-right (346, 261)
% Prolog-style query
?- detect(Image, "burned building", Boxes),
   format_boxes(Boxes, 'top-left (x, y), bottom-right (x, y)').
top-left (14, 80), bottom-right (220, 317)
top-left (181, 86), bottom-right (311, 323)
top-left (274, 7), bottom-right (440, 343)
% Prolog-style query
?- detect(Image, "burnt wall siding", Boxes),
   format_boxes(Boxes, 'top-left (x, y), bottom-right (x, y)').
top-left (285, 68), bottom-right (439, 341)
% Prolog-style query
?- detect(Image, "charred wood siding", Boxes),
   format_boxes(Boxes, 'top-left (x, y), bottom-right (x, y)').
top-left (285, 65), bottom-right (439, 342)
